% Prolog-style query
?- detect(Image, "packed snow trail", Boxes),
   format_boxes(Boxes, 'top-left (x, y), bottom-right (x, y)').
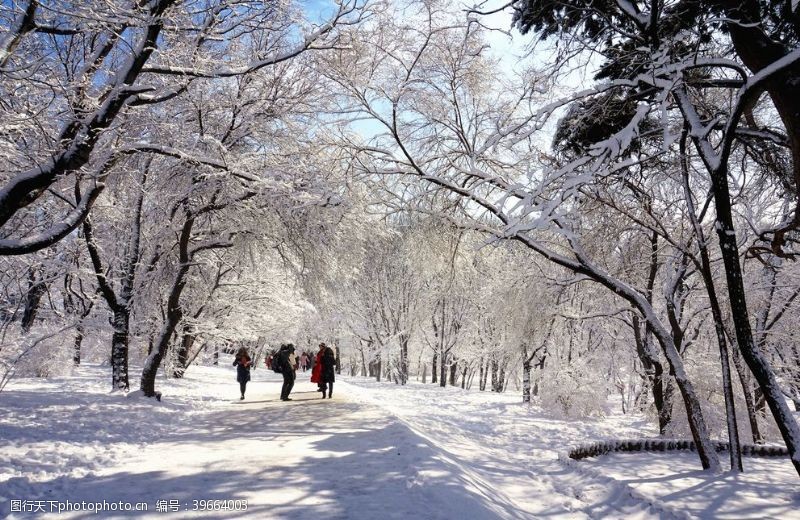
top-left (1, 366), bottom-right (547, 519)
top-left (343, 378), bottom-right (799, 520)
top-left (344, 379), bottom-right (668, 520)
top-left (4, 366), bottom-right (795, 519)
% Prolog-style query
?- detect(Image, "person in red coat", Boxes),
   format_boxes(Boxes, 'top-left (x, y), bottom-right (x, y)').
top-left (310, 343), bottom-right (326, 395)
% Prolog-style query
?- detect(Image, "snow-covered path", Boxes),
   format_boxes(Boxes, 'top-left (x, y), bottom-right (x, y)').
top-left (344, 378), bottom-right (665, 520)
top-left (92, 383), bottom-right (524, 519)
top-left (2, 365), bottom-right (797, 519)
top-left (1, 367), bottom-right (551, 519)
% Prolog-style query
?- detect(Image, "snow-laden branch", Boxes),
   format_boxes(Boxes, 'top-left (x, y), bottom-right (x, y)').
top-left (0, 0), bottom-right (37, 68)
top-left (719, 47), bottom-right (800, 169)
top-left (140, 0), bottom-right (364, 78)
top-left (0, 181), bottom-right (104, 256)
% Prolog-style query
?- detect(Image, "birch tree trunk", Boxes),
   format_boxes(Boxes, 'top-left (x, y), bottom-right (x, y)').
top-left (522, 361), bottom-right (532, 404)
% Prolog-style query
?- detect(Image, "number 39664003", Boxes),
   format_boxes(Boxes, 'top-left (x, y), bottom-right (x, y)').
top-left (191, 500), bottom-right (247, 511)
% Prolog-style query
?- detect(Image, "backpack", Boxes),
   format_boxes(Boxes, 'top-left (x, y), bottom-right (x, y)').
top-left (272, 349), bottom-right (286, 373)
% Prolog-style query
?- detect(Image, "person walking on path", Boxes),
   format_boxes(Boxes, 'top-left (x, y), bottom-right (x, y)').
top-left (310, 343), bottom-right (325, 394)
top-left (300, 352), bottom-right (309, 372)
top-left (320, 343), bottom-right (336, 399)
top-left (279, 344), bottom-right (297, 401)
top-left (233, 347), bottom-right (252, 400)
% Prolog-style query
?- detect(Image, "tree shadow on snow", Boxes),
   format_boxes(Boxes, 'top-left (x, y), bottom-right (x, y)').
top-left (5, 397), bottom-right (524, 520)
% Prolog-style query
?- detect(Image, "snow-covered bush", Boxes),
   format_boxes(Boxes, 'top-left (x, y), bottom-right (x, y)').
top-left (539, 357), bottom-right (610, 419)
top-left (0, 325), bottom-right (75, 390)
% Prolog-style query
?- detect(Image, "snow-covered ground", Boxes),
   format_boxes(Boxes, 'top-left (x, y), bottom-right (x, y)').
top-left (581, 452), bottom-right (799, 519)
top-left (0, 364), bottom-right (797, 519)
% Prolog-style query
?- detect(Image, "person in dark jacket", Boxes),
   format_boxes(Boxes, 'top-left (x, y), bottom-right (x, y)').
top-left (279, 343), bottom-right (296, 401)
top-left (320, 343), bottom-right (336, 399)
top-left (233, 347), bottom-right (252, 400)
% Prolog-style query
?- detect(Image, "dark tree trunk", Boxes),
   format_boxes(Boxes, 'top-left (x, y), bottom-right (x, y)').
top-left (73, 322), bottom-right (84, 366)
top-left (432, 352), bottom-right (438, 384)
top-left (399, 336), bottom-right (409, 385)
top-left (732, 345), bottom-right (764, 444)
top-left (439, 349), bottom-right (447, 388)
top-left (466, 366), bottom-right (476, 390)
top-left (21, 268), bottom-right (46, 333)
top-left (141, 213), bottom-right (198, 398)
top-left (449, 359), bottom-right (457, 387)
top-left (523, 361), bottom-right (532, 403)
top-left (632, 313), bottom-right (670, 429)
top-left (676, 80), bottom-right (800, 475)
top-left (679, 132), bottom-right (743, 470)
top-left (709, 165), bottom-right (800, 476)
top-left (83, 166), bottom-right (147, 392)
top-left (111, 308), bottom-right (130, 392)
top-left (653, 363), bottom-right (671, 435)
top-left (360, 348), bottom-right (367, 376)
top-left (659, 376), bottom-right (675, 436)
top-left (141, 271), bottom-right (187, 397)
top-left (171, 328), bottom-right (194, 379)
top-left (491, 359), bottom-right (501, 392)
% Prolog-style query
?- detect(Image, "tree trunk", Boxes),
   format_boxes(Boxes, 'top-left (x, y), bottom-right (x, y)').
top-left (523, 361), bottom-right (531, 403)
top-left (732, 344), bottom-right (764, 444)
top-left (141, 288), bottom-right (184, 397)
top-left (20, 268), bottom-right (46, 334)
top-left (632, 313), bottom-right (670, 430)
top-left (650, 324), bottom-right (718, 471)
top-left (532, 356), bottom-right (545, 396)
top-left (709, 165), bottom-right (800, 476)
top-left (466, 366), bottom-right (476, 390)
top-left (360, 348), bottom-right (367, 376)
top-left (677, 88), bottom-right (800, 474)
top-left (432, 352), bottom-right (438, 384)
top-left (111, 307), bottom-right (130, 392)
top-left (73, 322), bottom-right (85, 366)
top-left (491, 359), bottom-right (501, 392)
top-left (439, 349), bottom-right (447, 388)
top-left (171, 328), bottom-right (194, 379)
top-left (678, 141), bottom-right (743, 470)
top-left (399, 336), bottom-right (408, 385)
top-left (141, 214), bottom-right (195, 398)
top-left (449, 359), bottom-right (457, 387)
